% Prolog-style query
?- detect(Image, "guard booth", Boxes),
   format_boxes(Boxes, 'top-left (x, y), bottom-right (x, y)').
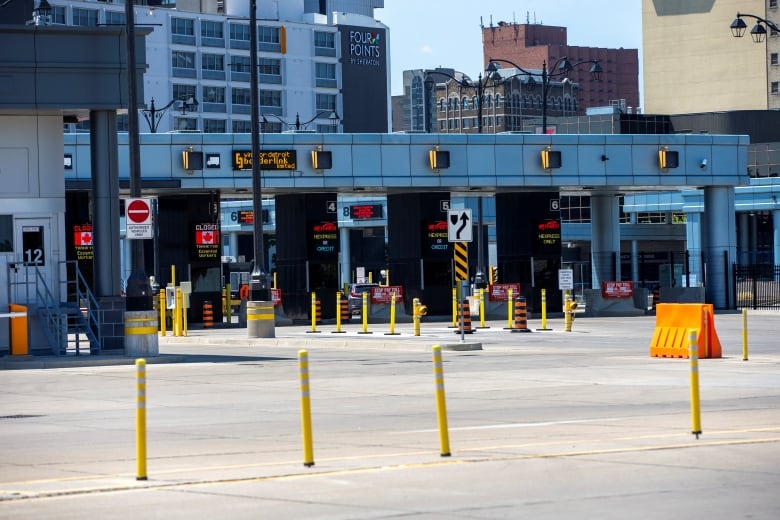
top-left (275, 193), bottom-right (340, 320)
top-left (496, 192), bottom-right (563, 313)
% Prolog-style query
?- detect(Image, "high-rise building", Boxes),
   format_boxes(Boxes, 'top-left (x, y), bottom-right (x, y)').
top-left (642, 0), bottom-right (775, 114)
top-left (481, 20), bottom-right (640, 114)
top-left (42, 0), bottom-right (388, 133)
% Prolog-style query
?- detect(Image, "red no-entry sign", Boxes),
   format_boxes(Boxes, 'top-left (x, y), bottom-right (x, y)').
top-left (127, 199), bottom-right (151, 224)
top-left (126, 198), bottom-right (153, 239)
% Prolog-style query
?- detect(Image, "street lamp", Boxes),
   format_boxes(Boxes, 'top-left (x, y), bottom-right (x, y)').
top-left (730, 12), bottom-right (780, 43)
top-left (261, 111), bottom-right (340, 132)
top-left (488, 56), bottom-right (602, 134)
top-left (140, 95), bottom-right (199, 133)
top-left (124, 0), bottom-right (151, 311)
top-left (248, 0), bottom-right (270, 302)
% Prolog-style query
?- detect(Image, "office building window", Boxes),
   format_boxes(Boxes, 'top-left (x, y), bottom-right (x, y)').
top-left (773, 82), bottom-right (780, 94)
top-left (105, 11), bottom-right (125, 25)
top-left (773, 53), bottom-right (779, 66)
top-left (772, 0), bottom-right (778, 9)
top-left (230, 55), bottom-right (250, 73)
top-left (314, 31), bottom-right (335, 49)
top-left (173, 84), bottom-right (197, 102)
top-left (260, 90), bottom-right (282, 109)
top-left (232, 120), bottom-right (252, 133)
top-left (316, 93), bottom-right (336, 112)
top-left (232, 87), bottom-right (251, 106)
top-left (51, 6), bottom-right (66, 24)
top-left (171, 18), bottom-right (195, 37)
top-left (202, 54), bottom-right (224, 72)
top-left (229, 23), bottom-right (250, 42)
top-left (258, 26), bottom-right (280, 44)
top-left (201, 20), bottom-right (224, 39)
top-left (202, 86), bottom-right (225, 103)
top-left (315, 62), bottom-right (336, 81)
top-left (174, 118), bottom-right (198, 131)
top-left (72, 8), bottom-right (97, 26)
top-left (259, 58), bottom-right (281, 76)
top-left (203, 119), bottom-right (226, 133)
top-left (172, 50), bottom-right (196, 70)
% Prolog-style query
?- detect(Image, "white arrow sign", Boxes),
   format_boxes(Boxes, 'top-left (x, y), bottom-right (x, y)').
top-left (448, 209), bottom-right (472, 242)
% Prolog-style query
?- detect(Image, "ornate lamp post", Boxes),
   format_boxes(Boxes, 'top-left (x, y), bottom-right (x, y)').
top-left (487, 56), bottom-right (602, 134)
top-left (730, 12), bottom-right (780, 42)
top-left (140, 96), bottom-right (199, 133)
top-left (262, 111), bottom-right (340, 132)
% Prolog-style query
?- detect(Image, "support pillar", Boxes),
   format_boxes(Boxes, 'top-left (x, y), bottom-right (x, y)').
top-left (590, 194), bottom-right (621, 287)
top-left (702, 187), bottom-right (736, 309)
top-left (774, 209), bottom-right (780, 267)
top-left (90, 110), bottom-right (121, 298)
top-left (738, 212), bottom-right (749, 265)
top-left (340, 226), bottom-right (351, 287)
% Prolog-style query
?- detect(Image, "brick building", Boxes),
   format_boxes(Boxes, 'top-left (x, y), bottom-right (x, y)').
top-left (481, 21), bottom-right (640, 114)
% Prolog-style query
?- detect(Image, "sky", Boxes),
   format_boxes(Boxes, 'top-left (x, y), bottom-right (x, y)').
top-left (375, 0), bottom-right (643, 102)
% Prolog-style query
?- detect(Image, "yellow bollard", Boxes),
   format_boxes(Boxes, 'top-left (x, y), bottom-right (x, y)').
top-left (135, 359), bottom-right (148, 480)
top-left (182, 291), bottom-right (188, 337)
top-left (225, 282), bottom-right (232, 324)
top-left (159, 290), bottom-right (166, 336)
top-left (688, 329), bottom-right (702, 438)
top-left (449, 287), bottom-right (458, 328)
top-left (506, 288), bottom-right (513, 329)
top-left (273, 271), bottom-right (277, 289)
top-left (742, 308), bottom-right (749, 361)
top-left (477, 288), bottom-right (489, 329)
top-left (174, 287), bottom-right (183, 337)
top-left (307, 292), bottom-right (320, 333)
top-left (431, 345), bottom-right (451, 457)
top-left (564, 290), bottom-right (577, 332)
top-left (298, 350), bottom-right (315, 467)
top-left (385, 292), bottom-right (400, 335)
top-left (539, 288), bottom-right (551, 331)
top-left (333, 292), bottom-right (343, 333)
top-left (358, 291), bottom-right (372, 334)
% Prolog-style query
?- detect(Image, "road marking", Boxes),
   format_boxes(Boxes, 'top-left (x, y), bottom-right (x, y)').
top-left (3, 432), bottom-right (779, 502)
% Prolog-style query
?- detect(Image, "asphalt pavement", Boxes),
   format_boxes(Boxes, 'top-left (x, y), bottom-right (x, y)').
top-left (1, 312), bottom-right (779, 519)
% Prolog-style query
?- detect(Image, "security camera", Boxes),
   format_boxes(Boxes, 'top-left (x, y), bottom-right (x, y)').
top-left (700, 159), bottom-right (707, 169)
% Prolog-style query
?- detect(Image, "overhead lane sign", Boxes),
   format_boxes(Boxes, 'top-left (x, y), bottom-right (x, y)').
top-left (447, 209), bottom-right (472, 242)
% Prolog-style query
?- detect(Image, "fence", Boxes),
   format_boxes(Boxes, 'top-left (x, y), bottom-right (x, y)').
top-left (733, 264), bottom-right (780, 309)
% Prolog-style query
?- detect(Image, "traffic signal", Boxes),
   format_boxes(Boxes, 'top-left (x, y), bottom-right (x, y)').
top-left (182, 149), bottom-right (203, 170)
top-left (429, 148), bottom-right (450, 171)
top-left (540, 147), bottom-right (562, 170)
top-left (311, 149), bottom-right (332, 170)
top-left (658, 148), bottom-right (679, 169)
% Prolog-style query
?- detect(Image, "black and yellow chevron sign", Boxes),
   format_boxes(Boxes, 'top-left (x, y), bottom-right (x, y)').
top-left (454, 242), bottom-right (468, 282)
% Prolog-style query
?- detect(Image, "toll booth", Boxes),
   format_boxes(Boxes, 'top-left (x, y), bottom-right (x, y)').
top-left (496, 192), bottom-right (563, 313)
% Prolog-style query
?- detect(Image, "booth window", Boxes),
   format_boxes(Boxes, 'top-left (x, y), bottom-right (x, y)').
top-left (0, 215), bottom-right (12, 252)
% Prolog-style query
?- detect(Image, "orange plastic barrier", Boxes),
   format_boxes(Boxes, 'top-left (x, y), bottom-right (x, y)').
top-left (649, 303), bottom-right (722, 359)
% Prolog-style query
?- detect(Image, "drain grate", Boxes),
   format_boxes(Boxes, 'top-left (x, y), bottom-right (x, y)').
top-left (0, 414), bottom-right (44, 420)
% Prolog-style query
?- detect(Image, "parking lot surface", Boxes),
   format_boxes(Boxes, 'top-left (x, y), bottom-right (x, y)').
top-left (1, 313), bottom-right (779, 519)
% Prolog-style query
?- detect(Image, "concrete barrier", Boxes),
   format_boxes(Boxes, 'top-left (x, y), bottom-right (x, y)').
top-left (247, 301), bottom-right (275, 338)
top-left (125, 311), bottom-right (159, 357)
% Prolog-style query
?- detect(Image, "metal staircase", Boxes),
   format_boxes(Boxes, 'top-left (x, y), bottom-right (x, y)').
top-left (6, 261), bottom-right (101, 355)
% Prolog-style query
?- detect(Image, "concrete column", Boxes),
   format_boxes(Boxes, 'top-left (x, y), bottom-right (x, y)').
top-left (702, 187), bottom-right (737, 309)
top-left (590, 194), bottom-right (621, 287)
top-left (774, 210), bottom-right (780, 266)
top-left (90, 110), bottom-right (121, 298)
top-left (229, 232), bottom-right (239, 259)
top-left (629, 213), bottom-right (639, 283)
top-left (340, 226), bottom-right (351, 287)
top-left (738, 212), bottom-right (749, 265)
top-left (685, 212), bottom-right (704, 286)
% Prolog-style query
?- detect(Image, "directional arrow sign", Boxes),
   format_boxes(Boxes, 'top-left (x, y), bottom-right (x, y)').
top-left (448, 209), bottom-right (472, 242)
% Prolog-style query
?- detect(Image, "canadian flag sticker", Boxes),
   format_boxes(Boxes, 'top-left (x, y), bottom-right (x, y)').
top-left (74, 231), bottom-right (93, 246)
top-left (196, 230), bottom-right (220, 245)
